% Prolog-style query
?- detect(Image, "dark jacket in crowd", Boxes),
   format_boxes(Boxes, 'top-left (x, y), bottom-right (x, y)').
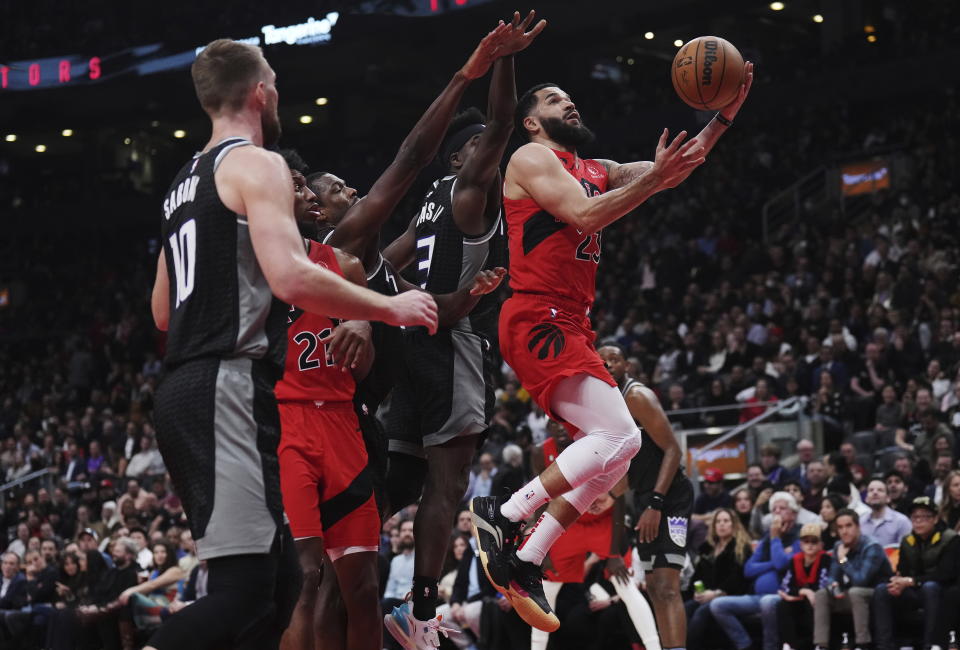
top-left (0, 573), bottom-right (28, 610)
top-left (828, 534), bottom-right (893, 588)
top-left (690, 541), bottom-right (751, 596)
top-left (27, 564), bottom-right (59, 604)
top-left (452, 551), bottom-right (496, 605)
top-left (91, 562), bottom-right (138, 606)
top-left (896, 525), bottom-right (959, 586)
top-left (779, 551), bottom-right (833, 595)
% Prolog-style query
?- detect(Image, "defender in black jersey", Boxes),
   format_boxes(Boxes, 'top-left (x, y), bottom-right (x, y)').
top-left (147, 39), bottom-right (437, 650)
top-left (598, 344), bottom-right (694, 650)
top-left (377, 11), bottom-right (544, 636)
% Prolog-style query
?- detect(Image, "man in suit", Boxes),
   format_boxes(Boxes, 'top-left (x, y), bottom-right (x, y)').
top-left (0, 551), bottom-right (28, 645)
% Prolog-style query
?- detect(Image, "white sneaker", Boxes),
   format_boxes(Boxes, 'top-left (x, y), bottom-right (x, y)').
top-left (383, 599), bottom-right (458, 650)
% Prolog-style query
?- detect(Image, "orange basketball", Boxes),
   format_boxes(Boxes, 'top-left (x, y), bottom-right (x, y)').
top-left (672, 36), bottom-right (744, 111)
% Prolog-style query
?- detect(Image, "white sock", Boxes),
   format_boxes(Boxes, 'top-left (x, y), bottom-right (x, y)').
top-left (501, 476), bottom-right (550, 522)
top-left (611, 574), bottom-right (662, 650)
top-left (516, 512), bottom-right (565, 565)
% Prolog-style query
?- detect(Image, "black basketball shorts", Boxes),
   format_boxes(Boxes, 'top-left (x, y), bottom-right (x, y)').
top-left (634, 478), bottom-right (695, 571)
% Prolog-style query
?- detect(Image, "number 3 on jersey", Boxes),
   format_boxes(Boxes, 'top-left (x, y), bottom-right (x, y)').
top-left (168, 219), bottom-right (196, 308)
top-left (575, 231), bottom-right (601, 264)
top-left (294, 329), bottom-right (335, 371)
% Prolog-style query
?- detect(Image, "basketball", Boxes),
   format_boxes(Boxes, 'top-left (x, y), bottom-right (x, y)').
top-left (672, 36), bottom-right (744, 111)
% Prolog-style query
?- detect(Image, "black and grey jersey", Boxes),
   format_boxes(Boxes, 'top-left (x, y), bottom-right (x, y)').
top-left (160, 137), bottom-right (286, 372)
top-left (412, 174), bottom-right (503, 337)
top-left (623, 378), bottom-right (687, 496)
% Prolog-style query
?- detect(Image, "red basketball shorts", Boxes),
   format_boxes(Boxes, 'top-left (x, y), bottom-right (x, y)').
top-left (544, 511), bottom-right (615, 583)
top-left (499, 294), bottom-right (616, 421)
top-left (277, 401), bottom-right (379, 549)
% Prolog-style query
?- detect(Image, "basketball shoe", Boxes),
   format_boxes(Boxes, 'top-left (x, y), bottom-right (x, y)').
top-left (383, 597), bottom-right (458, 650)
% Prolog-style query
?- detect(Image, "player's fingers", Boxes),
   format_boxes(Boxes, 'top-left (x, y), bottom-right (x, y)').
top-left (667, 129), bottom-right (688, 153)
top-left (493, 266), bottom-right (507, 276)
top-left (678, 138), bottom-right (702, 156)
top-left (527, 19), bottom-right (547, 39)
top-left (657, 128), bottom-right (668, 151)
top-left (519, 9), bottom-right (536, 31)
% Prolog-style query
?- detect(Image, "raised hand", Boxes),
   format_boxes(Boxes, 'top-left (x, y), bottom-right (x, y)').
top-left (469, 267), bottom-right (507, 296)
top-left (384, 290), bottom-right (438, 334)
top-left (461, 11), bottom-right (547, 79)
top-left (719, 61), bottom-right (754, 121)
top-left (496, 10), bottom-right (547, 57)
top-left (650, 128), bottom-right (706, 190)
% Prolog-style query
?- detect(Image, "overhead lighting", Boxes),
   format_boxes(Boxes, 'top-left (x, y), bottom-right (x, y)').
top-left (867, 34), bottom-right (877, 43)
top-left (770, 1), bottom-right (785, 10)
top-left (35, 144), bottom-right (47, 153)
top-left (150, 120), bottom-right (160, 127)
top-left (864, 24), bottom-right (875, 33)
top-left (61, 129), bottom-right (73, 137)
top-left (813, 14), bottom-right (824, 23)
top-left (123, 137), bottom-right (131, 145)
top-left (616, 55), bottom-right (623, 62)
top-left (627, 58), bottom-right (635, 65)
top-left (299, 115), bottom-right (313, 124)
top-left (315, 97), bottom-right (328, 106)
top-left (173, 129), bottom-right (186, 139)
top-left (644, 32), bottom-right (654, 40)
top-left (673, 39), bottom-right (683, 47)
top-left (4, 134), bottom-right (15, 142)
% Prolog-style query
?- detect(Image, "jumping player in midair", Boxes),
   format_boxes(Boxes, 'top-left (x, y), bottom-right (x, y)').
top-left (470, 61), bottom-right (753, 639)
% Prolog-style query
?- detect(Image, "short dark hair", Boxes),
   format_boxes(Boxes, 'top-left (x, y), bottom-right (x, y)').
top-left (278, 149), bottom-right (308, 174)
top-left (596, 342), bottom-right (627, 359)
top-left (883, 469), bottom-right (905, 483)
top-left (515, 82), bottom-right (558, 141)
top-left (835, 508), bottom-right (859, 525)
top-left (192, 39), bottom-right (266, 115)
top-left (304, 171), bottom-right (332, 195)
top-left (440, 107), bottom-right (486, 168)
top-left (760, 444), bottom-right (782, 459)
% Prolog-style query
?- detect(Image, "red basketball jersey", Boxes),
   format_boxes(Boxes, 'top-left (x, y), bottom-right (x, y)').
top-left (504, 149), bottom-right (609, 307)
top-left (275, 242), bottom-right (356, 404)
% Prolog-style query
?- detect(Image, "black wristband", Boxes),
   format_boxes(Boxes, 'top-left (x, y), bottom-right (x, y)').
top-left (648, 492), bottom-right (666, 511)
top-left (715, 112), bottom-right (733, 127)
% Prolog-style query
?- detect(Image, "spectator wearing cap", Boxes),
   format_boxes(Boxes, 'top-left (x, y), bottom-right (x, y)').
top-left (813, 508), bottom-right (892, 650)
top-left (710, 491), bottom-right (802, 650)
top-left (775, 522), bottom-right (832, 650)
top-left (872, 496), bottom-right (960, 650)
top-left (78, 528), bottom-right (114, 569)
top-left (692, 469), bottom-right (732, 523)
top-left (861, 479), bottom-right (912, 546)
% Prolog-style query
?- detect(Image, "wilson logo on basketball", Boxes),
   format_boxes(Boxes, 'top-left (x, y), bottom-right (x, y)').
top-left (701, 40), bottom-right (718, 86)
top-left (527, 323), bottom-right (565, 360)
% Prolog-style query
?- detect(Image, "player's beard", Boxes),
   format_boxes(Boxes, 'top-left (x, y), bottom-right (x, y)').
top-left (261, 108), bottom-right (282, 149)
top-left (540, 116), bottom-right (595, 149)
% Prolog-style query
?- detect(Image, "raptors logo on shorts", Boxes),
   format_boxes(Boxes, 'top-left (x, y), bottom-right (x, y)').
top-left (527, 322), bottom-right (565, 360)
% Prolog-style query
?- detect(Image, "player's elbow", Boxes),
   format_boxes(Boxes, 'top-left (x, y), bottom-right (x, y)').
top-left (266, 268), bottom-right (307, 305)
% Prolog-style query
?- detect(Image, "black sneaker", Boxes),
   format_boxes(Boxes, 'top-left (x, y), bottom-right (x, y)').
top-left (503, 551), bottom-right (560, 632)
top-left (470, 496), bottom-right (522, 594)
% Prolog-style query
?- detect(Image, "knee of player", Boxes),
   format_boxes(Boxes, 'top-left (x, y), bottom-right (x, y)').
top-left (618, 426), bottom-right (642, 460)
top-left (646, 574), bottom-right (680, 604)
top-left (339, 572), bottom-right (379, 608)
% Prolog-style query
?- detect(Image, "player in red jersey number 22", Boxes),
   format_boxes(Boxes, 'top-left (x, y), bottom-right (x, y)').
top-left (471, 65), bottom-right (753, 636)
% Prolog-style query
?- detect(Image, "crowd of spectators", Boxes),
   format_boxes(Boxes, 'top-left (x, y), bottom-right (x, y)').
top-left (3, 4), bottom-right (960, 649)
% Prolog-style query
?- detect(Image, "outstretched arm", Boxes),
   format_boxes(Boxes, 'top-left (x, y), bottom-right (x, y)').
top-left (327, 20), bottom-right (516, 266)
top-left (382, 215), bottom-right (417, 272)
top-left (504, 131), bottom-right (705, 233)
top-left (219, 147), bottom-right (438, 332)
top-left (599, 61), bottom-right (754, 190)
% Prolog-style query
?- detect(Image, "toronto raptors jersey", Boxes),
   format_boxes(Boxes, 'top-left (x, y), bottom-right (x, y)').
top-left (622, 377), bottom-right (687, 495)
top-left (319, 229), bottom-right (402, 410)
top-left (275, 242), bottom-right (355, 403)
top-left (160, 137), bottom-right (287, 371)
top-left (412, 174), bottom-right (504, 336)
top-left (503, 149), bottom-right (608, 307)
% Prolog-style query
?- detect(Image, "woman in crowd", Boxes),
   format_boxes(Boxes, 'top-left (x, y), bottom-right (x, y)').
top-left (776, 522), bottom-right (832, 650)
top-left (818, 493), bottom-right (844, 548)
top-left (685, 508), bottom-right (753, 649)
top-left (46, 550), bottom-right (108, 649)
top-left (940, 470), bottom-right (960, 530)
top-left (439, 532), bottom-right (471, 604)
top-left (732, 488), bottom-right (755, 535)
top-left (118, 541), bottom-right (184, 631)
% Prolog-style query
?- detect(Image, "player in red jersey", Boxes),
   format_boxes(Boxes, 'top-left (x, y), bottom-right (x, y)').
top-left (470, 65), bottom-right (754, 636)
top-left (275, 159), bottom-right (383, 650)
